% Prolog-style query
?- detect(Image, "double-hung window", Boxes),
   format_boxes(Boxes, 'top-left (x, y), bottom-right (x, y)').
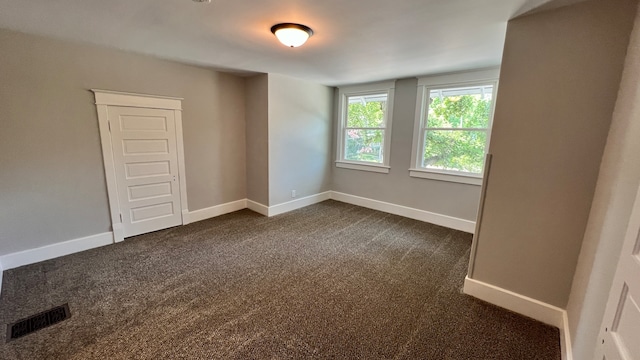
top-left (336, 81), bottom-right (395, 173)
top-left (410, 69), bottom-right (499, 185)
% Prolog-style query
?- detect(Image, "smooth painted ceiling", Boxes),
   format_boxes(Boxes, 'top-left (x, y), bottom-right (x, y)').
top-left (0, 0), bottom-right (559, 86)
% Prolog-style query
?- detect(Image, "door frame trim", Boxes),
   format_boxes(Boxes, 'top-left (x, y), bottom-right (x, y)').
top-left (92, 89), bottom-right (189, 242)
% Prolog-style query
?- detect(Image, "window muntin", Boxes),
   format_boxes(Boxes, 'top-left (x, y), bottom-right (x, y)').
top-left (344, 93), bottom-right (388, 164)
top-left (419, 84), bottom-right (495, 175)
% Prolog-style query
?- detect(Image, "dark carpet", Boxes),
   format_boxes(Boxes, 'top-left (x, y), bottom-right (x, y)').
top-left (0, 200), bottom-right (560, 359)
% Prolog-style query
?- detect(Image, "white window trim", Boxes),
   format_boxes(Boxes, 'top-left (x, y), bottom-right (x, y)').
top-left (336, 80), bottom-right (395, 173)
top-left (336, 161), bottom-right (390, 173)
top-left (409, 68), bottom-right (500, 185)
top-left (408, 169), bottom-right (483, 185)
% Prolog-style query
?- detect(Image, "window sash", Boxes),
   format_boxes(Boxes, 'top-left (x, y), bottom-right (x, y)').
top-left (338, 86), bottom-right (393, 167)
top-left (345, 93), bottom-right (388, 129)
top-left (424, 127), bottom-right (488, 131)
top-left (419, 128), bottom-right (489, 174)
top-left (343, 128), bottom-right (386, 164)
top-left (416, 81), bottom-right (497, 175)
top-left (425, 86), bottom-right (494, 130)
top-left (345, 126), bottom-right (386, 130)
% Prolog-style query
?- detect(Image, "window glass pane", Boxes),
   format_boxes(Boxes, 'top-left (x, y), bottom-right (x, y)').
top-left (345, 129), bottom-right (384, 163)
top-left (347, 94), bottom-right (387, 128)
top-left (427, 85), bottom-right (493, 128)
top-left (423, 130), bottom-right (487, 173)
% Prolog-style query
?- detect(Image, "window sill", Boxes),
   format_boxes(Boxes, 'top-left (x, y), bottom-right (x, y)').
top-left (409, 169), bottom-right (482, 186)
top-left (336, 161), bottom-right (390, 174)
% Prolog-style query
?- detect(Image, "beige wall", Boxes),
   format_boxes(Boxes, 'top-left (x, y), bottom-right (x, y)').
top-left (0, 29), bottom-right (247, 255)
top-left (245, 74), bottom-right (269, 205)
top-left (268, 74), bottom-right (333, 206)
top-left (331, 78), bottom-right (482, 221)
top-left (470, 0), bottom-right (636, 307)
top-left (567, 5), bottom-right (640, 358)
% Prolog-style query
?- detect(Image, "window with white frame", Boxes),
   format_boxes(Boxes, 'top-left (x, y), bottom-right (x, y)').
top-left (410, 69), bottom-right (498, 185)
top-left (336, 81), bottom-right (395, 173)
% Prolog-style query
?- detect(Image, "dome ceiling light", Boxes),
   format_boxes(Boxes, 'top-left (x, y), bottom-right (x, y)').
top-left (270, 23), bottom-right (314, 48)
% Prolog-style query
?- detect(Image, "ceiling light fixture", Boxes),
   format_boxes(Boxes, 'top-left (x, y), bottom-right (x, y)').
top-left (270, 23), bottom-right (314, 48)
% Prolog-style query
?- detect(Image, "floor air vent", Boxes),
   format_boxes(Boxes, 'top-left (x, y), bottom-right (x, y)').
top-left (7, 303), bottom-right (71, 342)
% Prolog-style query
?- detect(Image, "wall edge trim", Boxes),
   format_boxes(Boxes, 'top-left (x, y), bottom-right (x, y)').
top-left (463, 276), bottom-right (571, 359)
top-left (0, 232), bottom-right (114, 271)
top-left (330, 191), bottom-right (475, 233)
top-left (0, 194), bottom-right (479, 297)
top-left (463, 276), bottom-right (564, 327)
top-left (268, 192), bottom-right (332, 217)
top-left (184, 199), bottom-right (247, 224)
top-left (247, 200), bottom-right (269, 216)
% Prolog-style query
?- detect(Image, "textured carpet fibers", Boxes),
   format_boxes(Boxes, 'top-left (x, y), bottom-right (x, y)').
top-left (0, 200), bottom-right (560, 359)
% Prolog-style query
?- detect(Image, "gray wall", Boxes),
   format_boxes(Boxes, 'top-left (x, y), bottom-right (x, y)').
top-left (245, 74), bottom-right (269, 205)
top-left (567, 6), bottom-right (640, 358)
top-left (332, 78), bottom-right (482, 221)
top-left (0, 29), bottom-right (247, 255)
top-left (268, 74), bottom-right (333, 206)
top-left (470, 0), bottom-right (636, 307)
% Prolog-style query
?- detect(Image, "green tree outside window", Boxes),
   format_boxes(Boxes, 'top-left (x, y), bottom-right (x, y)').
top-left (345, 95), bottom-right (387, 163)
top-left (423, 87), bottom-right (493, 174)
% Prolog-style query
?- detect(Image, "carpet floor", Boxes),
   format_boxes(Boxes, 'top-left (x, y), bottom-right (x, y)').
top-left (0, 200), bottom-right (560, 359)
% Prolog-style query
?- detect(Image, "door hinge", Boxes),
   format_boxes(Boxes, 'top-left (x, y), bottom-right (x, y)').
top-left (108, 121), bottom-right (111, 132)
top-left (119, 213), bottom-right (123, 222)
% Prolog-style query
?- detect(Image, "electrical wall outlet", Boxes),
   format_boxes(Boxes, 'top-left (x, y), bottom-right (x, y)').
top-left (291, 190), bottom-right (297, 198)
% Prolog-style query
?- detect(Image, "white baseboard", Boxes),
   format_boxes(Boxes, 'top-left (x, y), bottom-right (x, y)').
top-left (0, 198), bottom-right (249, 275)
top-left (0, 232), bottom-right (114, 271)
top-left (0, 193), bottom-right (477, 298)
top-left (184, 199), bottom-right (247, 224)
top-left (247, 200), bottom-right (269, 216)
top-left (269, 192), bottom-right (332, 217)
top-left (463, 276), bottom-right (564, 327)
top-left (330, 191), bottom-right (476, 233)
top-left (463, 276), bottom-right (572, 359)
top-left (247, 192), bottom-right (332, 217)
top-left (247, 192), bottom-right (473, 234)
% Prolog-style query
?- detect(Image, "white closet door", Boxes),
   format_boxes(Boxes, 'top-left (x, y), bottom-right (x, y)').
top-left (107, 106), bottom-right (183, 238)
top-left (596, 184), bottom-right (640, 360)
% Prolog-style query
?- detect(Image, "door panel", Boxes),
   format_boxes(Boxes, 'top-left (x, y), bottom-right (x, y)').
top-left (597, 185), bottom-right (640, 360)
top-left (108, 106), bottom-right (182, 238)
top-left (128, 182), bottom-right (173, 201)
top-left (122, 139), bottom-right (170, 155)
top-left (130, 202), bottom-right (175, 222)
top-left (120, 115), bottom-right (168, 131)
top-left (614, 288), bottom-right (640, 356)
top-left (125, 161), bottom-right (171, 179)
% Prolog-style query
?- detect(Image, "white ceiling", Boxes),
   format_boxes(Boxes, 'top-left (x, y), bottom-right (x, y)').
top-left (0, 0), bottom-right (561, 86)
